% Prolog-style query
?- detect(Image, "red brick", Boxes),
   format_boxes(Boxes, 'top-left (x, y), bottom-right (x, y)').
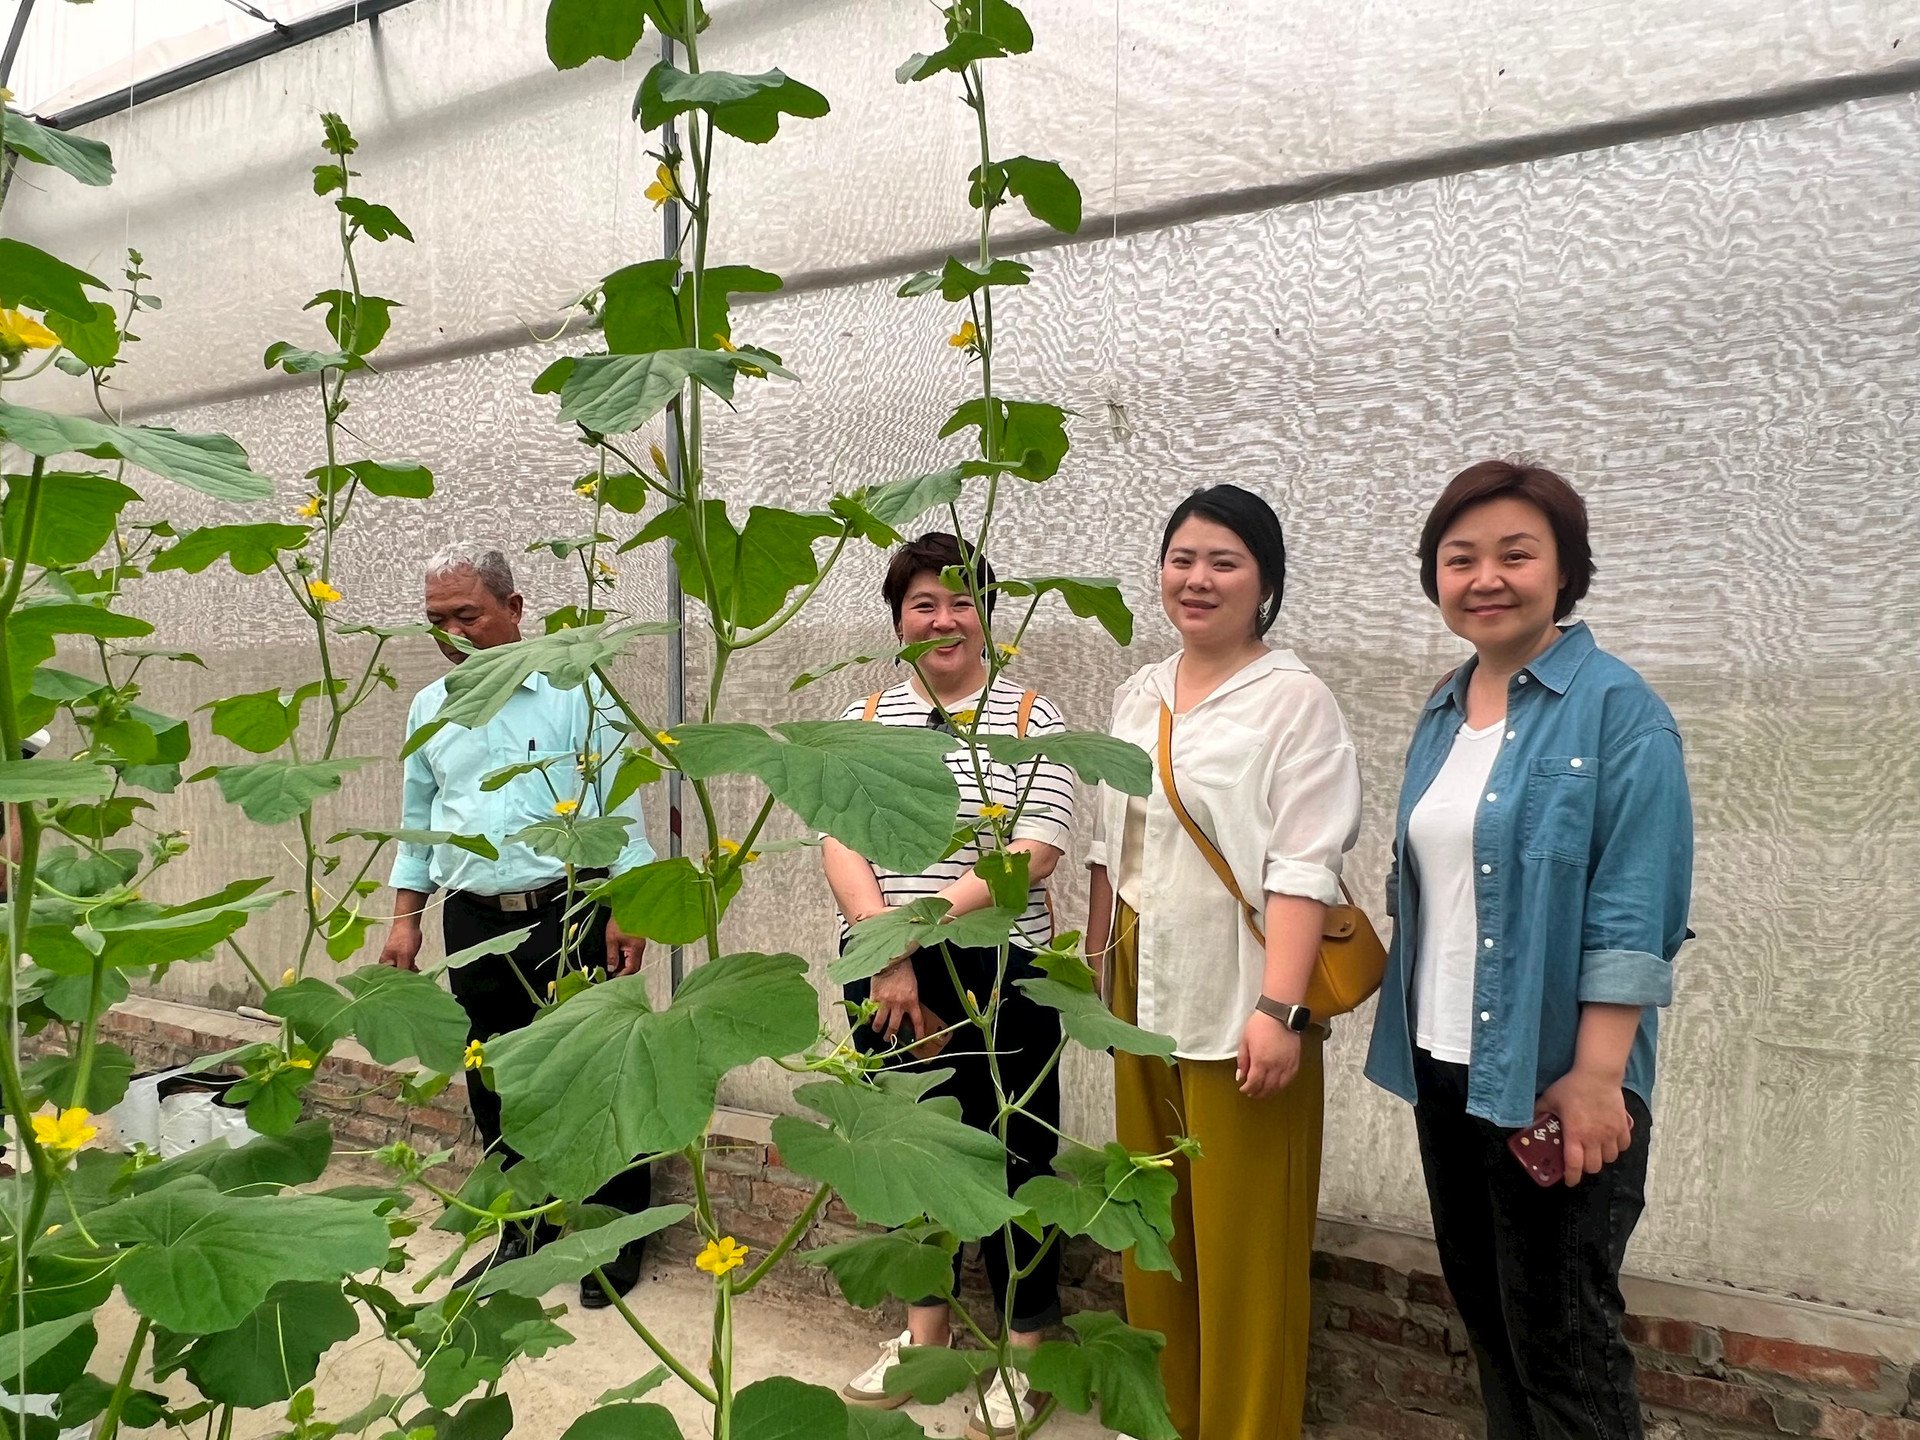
top-left (1810, 1404), bottom-right (1870, 1440)
top-left (409, 1105), bottom-right (470, 1138)
top-left (1638, 1368), bottom-right (1777, 1426)
top-left (1721, 1331), bottom-right (1890, 1394)
top-left (1625, 1315), bottom-right (1718, 1363)
top-left (1860, 1419), bottom-right (1920, 1440)
top-left (1347, 1400), bottom-right (1473, 1440)
top-left (1381, 1358), bottom-right (1480, 1412)
top-left (1406, 1271), bottom-right (1453, 1310)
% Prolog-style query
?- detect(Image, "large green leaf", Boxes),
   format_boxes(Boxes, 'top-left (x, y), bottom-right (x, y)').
top-left (194, 758), bottom-right (375, 825)
top-left (939, 397), bottom-right (1070, 481)
top-left (1017, 952), bottom-right (1173, 1058)
top-left (1015, 1142), bottom-right (1178, 1273)
top-left (46, 299), bottom-right (121, 367)
top-left (829, 897), bottom-right (1022, 985)
top-left (1, 110), bottom-right (114, 186)
top-left (802, 1226), bottom-right (957, 1308)
top-left (24, 1043), bottom-right (134, 1111)
top-left (400, 1289), bottom-right (572, 1406)
top-left (473, 1205), bottom-right (691, 1297)
top-left (507, 815), bottom-right (633, 871)
top-left (594, 856), bottom-right (739, 946)
top-left (733, 1378), bottom-right (850, 1440)
top-left (128, 1119), bottom-right (333, 1196)
top-left (558, 348), bottom-right (741, 433)
top-left (772, 1081), bottom-right (1022, 1240)
top-left (331, 827), bottom-right (499, 862)
top-left (306, 289), bottom-right (397, 355)
top-left (560, 1404), bottom-right (684, 1440)
top-left (412, 623), bottom-right (672, 744)
top-left (828, 465), bottom-right (973, 547)
top-left (546, 0), bottom-right (706, 68)
top-left (0, 1313), bottom-right (94, 1392)
top-left (205, 689), bottom-right (299, 753)
top-left (994, 575), bottom-right (1133, 646)
top-left (598, 258), bottom-right (681, 352)
top-left (7, 603), bottom-right (151, 733)
top-left (981, 729), bottom-right (1149, 795)
top-left (896, 256), bottom-right (1031, 302)
top-left (165, 1280), bottom-right (359, 1408)
top-left (0, 238), bottom-right (105, 322)
top-left (882, 1345), bottom-right (1000, 1404)
top-left (633, 501), bottom-right (838, 630)
top-left (35, 879), bottom-right (288, 976)
top-left (491, 953), bottom-right (817, 1199)
top-left (5, 471), bottom-right (137, 565)
top-left (264, 966), bottom-right (471, 1073)
top-left (0, 759), bottom-right (112, 802)
top-left (635, 63), bottom-right (829, 144)
top-left (1024, 1311), bottom-right (1177, 1439)
top-left (0, 403), bottom-right (273, 501)
top-left (896, 32), bottom-right (1011, 83)
top-left (847, 1410), bottom-right (932, 1440)
top-left (672, 720), bottom-right (959, 875)
top-left (149, 523), bottom-right (310, 576)
top-left (335, 198), bottom-right (413, 243)
top-left (89, 1178), bottom-right (391, 1333)
top-left (971, 156), bottom-right (1083, 234)
top-left (309, 458), bottom-right (434, 498)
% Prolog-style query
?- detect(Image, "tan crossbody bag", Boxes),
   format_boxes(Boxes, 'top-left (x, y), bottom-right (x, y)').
top-left (1156, 702), bottom-right (1387, 1019)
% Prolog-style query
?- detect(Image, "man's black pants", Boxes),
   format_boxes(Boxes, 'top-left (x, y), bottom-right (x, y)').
top-left (1413, 1049), bottom-right (1651, 1440)
top-left (845, 942), bottom-right (1063, 1332)
top-left (443, 889), bottom-right (652, 1218)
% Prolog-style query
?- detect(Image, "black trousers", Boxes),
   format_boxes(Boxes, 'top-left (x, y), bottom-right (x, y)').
top-left (1413, 1049), bottom-right (1651, 1440)
top-left (443, 889), bottom-right (652, 1218)
top-left (845, 942), bottom-right (1063, 1332)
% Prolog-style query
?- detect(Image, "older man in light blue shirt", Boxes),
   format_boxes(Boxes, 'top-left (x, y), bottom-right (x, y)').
top-left (378, 543), bottom-right (656, 1307)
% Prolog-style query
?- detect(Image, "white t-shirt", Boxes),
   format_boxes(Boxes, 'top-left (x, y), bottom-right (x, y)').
top-left (1407, 718), bottom-right (1505, 1063)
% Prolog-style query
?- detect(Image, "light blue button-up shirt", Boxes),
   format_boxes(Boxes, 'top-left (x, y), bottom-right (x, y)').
top-left (389, 671), bottom-right (655, 897)
top-left (1364, 623), bottom-right (1694, 1128)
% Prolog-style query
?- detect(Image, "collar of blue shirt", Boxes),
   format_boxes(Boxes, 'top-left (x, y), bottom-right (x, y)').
top-left (1424, 620), bottom-right (1598, 713)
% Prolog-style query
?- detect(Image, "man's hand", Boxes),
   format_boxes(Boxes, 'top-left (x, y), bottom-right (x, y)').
top-left (1236, 1009), bottom-right (1303, 1099)
top-left (606, 917), bottom-right (646, 977)
top-left (868, 958), bottom-right (922, 1045)
top-left (378, 917), bottom-right (423, 972)
top-left (1535, 1068), bottom-right (1634, 1186)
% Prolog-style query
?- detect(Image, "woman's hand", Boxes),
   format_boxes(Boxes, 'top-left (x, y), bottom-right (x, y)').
top-left (1237, 1009), bottom-right (1302, 1099)
top-left (1535, 1068), bottom-right (1634, 1186)
top-left (868, 958), bottom-right (922, 1045)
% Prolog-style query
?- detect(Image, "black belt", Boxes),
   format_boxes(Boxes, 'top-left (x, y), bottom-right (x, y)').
top-left (455, 870), bottom-right (607, 914)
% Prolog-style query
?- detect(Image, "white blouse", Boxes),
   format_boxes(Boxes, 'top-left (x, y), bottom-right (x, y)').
top-left (1088, 649), bottom-right (1363, 1060)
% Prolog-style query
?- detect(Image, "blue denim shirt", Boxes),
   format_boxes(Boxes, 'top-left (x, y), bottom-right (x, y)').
top-left (1363, 623), bottom-right (1693, 1128)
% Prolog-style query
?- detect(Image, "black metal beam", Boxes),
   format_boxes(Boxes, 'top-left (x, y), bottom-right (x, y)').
top-left (35, 0), bottom-right (420, 131)
top-left (1, 0), bottom-right (39, 91)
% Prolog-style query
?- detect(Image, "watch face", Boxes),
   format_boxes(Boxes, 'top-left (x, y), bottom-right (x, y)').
top-left (1287, 1007), bottom-right (1312, 1033)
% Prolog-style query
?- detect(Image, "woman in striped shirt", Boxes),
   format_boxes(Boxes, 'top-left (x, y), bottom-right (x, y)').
top-left (824, 531), bottom-right (1073, 1438)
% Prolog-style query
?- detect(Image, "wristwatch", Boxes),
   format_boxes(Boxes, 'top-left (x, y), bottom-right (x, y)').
top-left (1255, 996), bottom-right (1313, 1033)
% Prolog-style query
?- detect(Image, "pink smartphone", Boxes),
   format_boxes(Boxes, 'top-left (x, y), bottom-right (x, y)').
top-left (1508, 1114), bottom-right (1566, 1187)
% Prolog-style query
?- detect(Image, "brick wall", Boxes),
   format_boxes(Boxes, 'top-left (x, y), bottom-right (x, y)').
top-left (83, 1000), bottom-right (1920, 1440)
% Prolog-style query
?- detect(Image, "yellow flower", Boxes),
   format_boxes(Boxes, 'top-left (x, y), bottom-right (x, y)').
top-left (576, 751), bottom-right (601, 773)
top-left (649, 442), bottom-right (670, 475)
top-left (996, 642), bottom-right (1020, 659)
top-left (307, 579), bottom-right (342, 605)
top-left (546, 979), bottom-right (557, 998)
top-left (716, 838), bottom-right (760, 865)
top-left (281, 967), bottom-right (296, 986)
top-left (1139, 1156), bottom-right (1175, 1169)
top-left (714, 333), bottom-right (737, 352)
top-left (574, 479), bottom-right (597, 499)
top-left (552, 798), bottom-right (581, 817)
top-left (695, 1236), bottom-right (750, 1277)
top-left (0, 88), bottom-right (13, 104)
top-left (0, 308), bottom-right (58, 354)
top-left (296, 495), bottom-right (322, 520)
top-left (948, 319), bottom-right (979, 352)
top-left (653, 729), bottom-right (679, 749)
top-left (713, 333), bottom-right (765, 377)
top-left (32, 1108), bottom-right (97, 1159)
top-left (978, 803), bottom-right (1009, 822)
top-left (463, 1040), bottom-right (485, 1071)
top-left (284, 1057), bottom-right (315, 1071)
top-left (594, 557), bottom-right (617, 579)
top-left (949, 708), bottom-right (978, 727)
top-left (643, 162), bottom-right (682, 208)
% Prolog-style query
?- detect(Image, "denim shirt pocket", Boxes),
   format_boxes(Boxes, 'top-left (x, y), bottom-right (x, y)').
top-left (1521, 756), bottom-right (1596, 865)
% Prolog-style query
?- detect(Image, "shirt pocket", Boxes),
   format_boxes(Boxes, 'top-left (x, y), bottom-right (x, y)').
top-left (1521, 757), bottom-right (1596, 866)
top-left (501, 746), bottom-right (582, 819)
top-left (1177, 717), bottom-right (1266, 790)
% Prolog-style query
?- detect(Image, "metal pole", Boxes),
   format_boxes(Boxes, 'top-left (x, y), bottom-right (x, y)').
top-left (659, 30), bottom-right (688, 995)
top-left (1, 0), bottom-right (38, 91)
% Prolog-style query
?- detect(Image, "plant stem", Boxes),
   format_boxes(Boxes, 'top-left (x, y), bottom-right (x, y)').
top-left (733, 1184), bottom-right (828, 1293)
top-left (94, 1314), bottom-right (152, 1440)
top-left (600, 1273), bottom-right (718, 1403)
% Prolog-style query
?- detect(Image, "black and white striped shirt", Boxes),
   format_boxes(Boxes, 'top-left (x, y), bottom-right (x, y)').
top-left (836, 678), bottom-right (1074, 950)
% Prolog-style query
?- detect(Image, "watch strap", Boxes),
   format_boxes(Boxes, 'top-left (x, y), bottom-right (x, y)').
top-left (1255, 995), bottom-right (1312, 1032)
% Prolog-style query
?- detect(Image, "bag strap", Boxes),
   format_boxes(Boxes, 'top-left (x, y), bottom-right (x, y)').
top-left (1016, 689), bottom-right (1037, 737)
top-left (1157, 703), bottom-right (1266, 946)
top-left (862, 692), bottom-right (881, 722)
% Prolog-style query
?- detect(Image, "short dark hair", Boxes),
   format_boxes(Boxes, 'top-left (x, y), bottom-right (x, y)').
top-left (882, 531), bottom-right (997, 626)
top-left (1418, 461), bottom-right (1593, 621)
top-left (1159, 484), bottom-right (1288, 637)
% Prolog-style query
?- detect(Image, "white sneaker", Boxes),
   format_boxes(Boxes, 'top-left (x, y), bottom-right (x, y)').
top-left (966, 1368), bottom-right (1038, 1439)
top-left (842, 1329), bottom-right (913, 1409)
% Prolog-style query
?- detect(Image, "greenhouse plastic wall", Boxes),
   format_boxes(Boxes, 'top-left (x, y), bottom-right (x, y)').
top-left (8, 0), bottom-right (1919, 1318)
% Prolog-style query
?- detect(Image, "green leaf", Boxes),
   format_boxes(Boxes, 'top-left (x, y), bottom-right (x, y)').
top-left (320, 112), bottom-right (357, 156)
top-left (994, 574), bottom-right (1132, 646)
top-left (309, 458), bottom-right (434, 498)
top-left (1017, 959), bottom-right (1174, 1059)
top-left (306, 289), bottom-right (397, 355)
top-left (694, 264), bottom-right (783, 349)
top-left (594, 1368), bottom-right (670, 1406)
top-left (829, 897), bottom-right (1018, 985)
top-left (150, 523), bottom-right (310, 576)
top-left (89, 1178), bottom-right (391, 1333)
top-left (558, 348), bottom-right (740, 433)
top-left (1, 111), bottom-right (114, 186)
top-left (597, 258), bottom-right (681, 352)
top-left (0, 403), bottom-right (273, 502)
top-left (673, 720), bottom-right (959, 875)
top-left (194, 758), bottom-right (376, 825)
top-left (972, 156), bottom-right (1083, 233)
top-left (45, 300), bottom-right (122, 368)
top-left (847, 1411), bottom-right (932, 1440)
top-left (772, 1081), bottom-right (1023, 1240)
top-left (981, 728), bottom-right (1149, 794)
top-left (265, 966), bottom-right (472, 1073)
top-left (507, 814), bottom-right (633, 870)
top-left (733, 1378), bottom-right (849, 1440)
top-left (883, 1345), bottom-right (999, 1403)
top-left (24, 1044), bottom-right (133, 1111)
top-left (167, 1280), bottom-right (359, 1408)
top-left (416, 623), bottom-right (672, 741)
top-left (1016, 1142), bottom-right (1178, 1273)
top-left (473, 1205), bottom-right (691, 1297)
top-left (430, 926), bottom-right (536, 975)
top-left (336, 197), bottom-right (414, 242)
top-left (633, 501), bottom-right (838, 630)
top-left (939, 397), bottom-right (1070, 481)
top-left (6, 471), bottom-right (137, 566)
top-left (1025, 1311), bottom-right (1177, 1439)
top-left (560, 1403), bottom-right (684, 1440)
top-left (0, 1314), bottom-right (94, 1392)
top-left (594, 857), bottom-right (738, 946)
top-left (787, 638), bottom-right (956, 692)
top-left (205, 689), bottom-right (297, 753)
top-left (802, 1226), bottom-right (957, 1308)
top-left (491, 953), bottom-right (818, 1199)
top-left (128, 1119), bottom-right (333, 1195)
top-left (829, 465), bottom-right (972, 547)
top-left (605, 749), bottom-right (662, 809)
top-left (312, 163), bottom-right (350, 195)
top-left (898, 256), bottom-right (1031, 302)
top-left (0, 238), bottom-right (106, 323)
top-left (635, 63), bottom-right (829, 144)
top-left (330, 827), bottom-right (500, 862)
top-left (546, 0), bottom-right (707, 68)
top-left (263, 341), bottom-right (354, 375)
top-left (976, 848), bottom-right (1031, 912)
top-left (952, 0), bottom-right (1035, 51)
top-left (0, 759), bottom-right (111, 802)
top-left (897, 32), bottom-right (1010, 83)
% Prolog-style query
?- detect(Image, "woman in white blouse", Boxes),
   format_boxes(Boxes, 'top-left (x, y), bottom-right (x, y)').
top-left (1086, 485), bottom-right (1362, 1440)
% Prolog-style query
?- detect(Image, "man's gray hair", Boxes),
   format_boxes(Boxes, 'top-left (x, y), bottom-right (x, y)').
top-left (425, 544), bottom-right (516, 601)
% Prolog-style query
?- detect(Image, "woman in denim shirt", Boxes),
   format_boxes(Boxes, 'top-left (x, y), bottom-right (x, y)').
top-left (1364, 461), bottom-right (1693, 1440)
